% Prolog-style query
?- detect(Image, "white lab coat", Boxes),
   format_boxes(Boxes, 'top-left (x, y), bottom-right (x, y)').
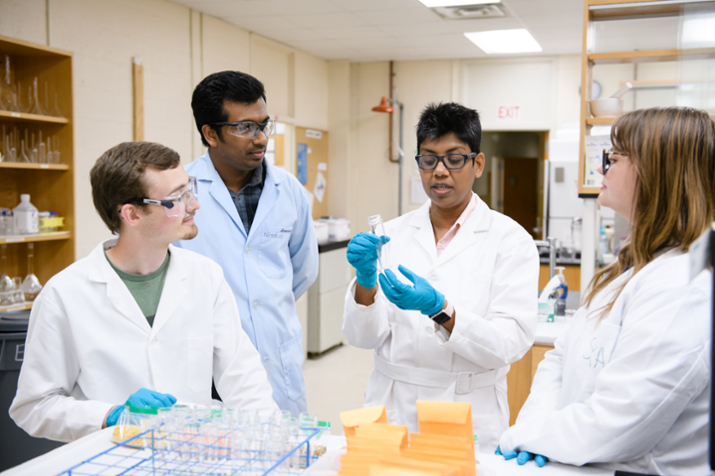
top-left (500, 249), bottom-right (712, 476)
top-left (174, 153), bottom-right (319, 416)
top-left (10, 239), bottom-right (277, 443)
top-left (343, 194), bottom-right (539, 451)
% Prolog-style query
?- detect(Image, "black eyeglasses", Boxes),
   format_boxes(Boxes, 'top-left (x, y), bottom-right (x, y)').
top-left (415, 153), bottom-right (477, 171)
top-left (211, 118), bottom-right (274, 139)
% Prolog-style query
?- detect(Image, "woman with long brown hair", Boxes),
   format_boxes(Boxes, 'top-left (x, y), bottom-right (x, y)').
top-left (498, 106), bottom-right (715, 475)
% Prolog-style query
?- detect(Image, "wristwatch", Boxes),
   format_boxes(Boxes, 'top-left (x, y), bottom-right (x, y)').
top-left (430, 301), bottom-right (454, 325)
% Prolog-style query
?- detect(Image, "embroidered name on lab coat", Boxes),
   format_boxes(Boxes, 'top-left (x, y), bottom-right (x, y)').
top-left (264, 229), bottom-right (292, 238)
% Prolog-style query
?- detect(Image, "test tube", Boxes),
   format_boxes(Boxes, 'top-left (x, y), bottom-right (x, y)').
top-left (367, 214), bottom-right (388, 272)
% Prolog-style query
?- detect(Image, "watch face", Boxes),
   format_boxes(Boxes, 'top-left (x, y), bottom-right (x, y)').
top-left (432, 312), bottom-right (451, 325)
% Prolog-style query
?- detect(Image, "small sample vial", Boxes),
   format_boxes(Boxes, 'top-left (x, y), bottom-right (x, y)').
top-left (367, 214), bottom-right (388, 272)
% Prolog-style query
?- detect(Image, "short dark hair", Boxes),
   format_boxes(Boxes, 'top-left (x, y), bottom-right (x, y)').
top-left (191, 71), bottom-right (267, 147)
top-left (416, 102), bottom-right (482, 154)
top-left (90, 142), bottom-right (181, 234)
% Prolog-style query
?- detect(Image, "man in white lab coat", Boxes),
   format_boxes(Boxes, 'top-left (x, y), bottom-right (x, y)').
top-left (10, 142), bottom-right (277, 443)
top-left (174, 71), bottom-right (318, 416)
top-left (343, 102), bottom-right (539, 451)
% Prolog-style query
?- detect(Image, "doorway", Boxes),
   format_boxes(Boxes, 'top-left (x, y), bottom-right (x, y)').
top-left (503, 157), bottom-right (539, 239)
top-left (473, 131), bottom-right (547, 239)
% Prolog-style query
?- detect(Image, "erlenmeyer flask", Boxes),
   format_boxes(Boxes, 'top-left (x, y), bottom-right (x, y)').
top-left (0, 244), bottom-right (15, 305)
top-left (20, 243), bottom-right (42, 302)
top-left (51, 93), bottom-right (63, 118)
top-left (29, 77), bottom-right (45, 116)
top-left (0, 55), bottom-right (19, 112)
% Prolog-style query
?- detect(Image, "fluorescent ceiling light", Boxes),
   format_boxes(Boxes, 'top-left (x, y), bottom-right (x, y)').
top-left (418, 0), bottom-right (500, 7)
top-left (464, 29), bottom-right (542, 54)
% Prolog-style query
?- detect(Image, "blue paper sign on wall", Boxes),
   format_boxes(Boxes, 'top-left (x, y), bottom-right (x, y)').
top-left (297, 142), bottom-right (308, 185)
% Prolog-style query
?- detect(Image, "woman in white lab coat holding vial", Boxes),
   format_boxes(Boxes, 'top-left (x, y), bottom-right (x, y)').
top-left (498, 107), bottom-right (715, 476)
top-left (343, 102), bottom-right (540, 451)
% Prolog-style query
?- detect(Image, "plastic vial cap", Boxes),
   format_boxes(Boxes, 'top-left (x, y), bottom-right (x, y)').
top-left (556, 266), bottom-right (565, 276)
top-left (367, 214), bottom-right (383, 227)
top-left (20, 194), bottom-right (30, 202)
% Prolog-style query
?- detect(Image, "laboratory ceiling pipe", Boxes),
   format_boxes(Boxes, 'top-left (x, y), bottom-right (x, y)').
top-left (372, 94), bottom-right (404, 215)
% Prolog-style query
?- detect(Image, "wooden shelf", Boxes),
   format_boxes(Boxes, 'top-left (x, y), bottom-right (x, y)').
top-left (588, 0), bottom-right (709, 20)
top-left (0, 302), bottom-right (32, 313)
top-left (0, 162), bottom-right (69, 170)
top-left (587, 117), bottom-right (617, 125)
top-left (0, 34), bottom-right (75, 287)
top-left (0, 231), bottom-right (71, 245)
top-left (589, 47), bottom-right (715, 64)
top-left (0, 110), bottom-right (69, 124)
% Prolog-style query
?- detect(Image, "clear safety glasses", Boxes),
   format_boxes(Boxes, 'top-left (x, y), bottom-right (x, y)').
top-left (126, 176), bottom-right (198, 217)
top-left (212, 118), bottom-right (275, 139)
top-left (415, 152), bottom-right (477, 171)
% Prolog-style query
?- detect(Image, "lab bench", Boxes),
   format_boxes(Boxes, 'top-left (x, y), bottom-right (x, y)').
top-left (0, 429), bottom-right (614, 476)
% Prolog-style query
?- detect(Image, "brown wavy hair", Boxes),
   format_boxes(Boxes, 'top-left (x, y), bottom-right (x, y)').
top-left (583, 107), bottom-right (715, 316)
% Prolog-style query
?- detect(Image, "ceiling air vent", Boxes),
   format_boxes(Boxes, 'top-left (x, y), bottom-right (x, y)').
top-left (433, 4), bottom-right (506, 20)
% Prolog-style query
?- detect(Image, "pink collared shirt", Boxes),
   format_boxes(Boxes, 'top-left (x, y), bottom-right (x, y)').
top-left (434, 194), bottom-right (477, 257)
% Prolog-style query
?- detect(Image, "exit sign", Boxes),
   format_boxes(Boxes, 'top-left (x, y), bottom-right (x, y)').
top-left (497, 105), bottom-right (521, 121)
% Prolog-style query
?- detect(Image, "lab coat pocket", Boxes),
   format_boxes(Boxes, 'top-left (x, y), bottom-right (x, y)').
top-left (279, 334), bottom-right (306, 402)
top-left (187, 336), bottom-right (213, 394)
top-left (258, 226), bottom-right (291, 279)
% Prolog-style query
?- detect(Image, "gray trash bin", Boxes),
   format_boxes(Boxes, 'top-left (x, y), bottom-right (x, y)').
top-left (1, 311), bottom-right (63, 471)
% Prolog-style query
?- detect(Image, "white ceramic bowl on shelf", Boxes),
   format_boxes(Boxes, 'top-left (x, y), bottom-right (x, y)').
top-left (589, 98), bottom-right (624, 118)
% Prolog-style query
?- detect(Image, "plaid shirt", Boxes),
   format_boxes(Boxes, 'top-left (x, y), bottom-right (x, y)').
top-left (228, 162), bottom-right (266, 235)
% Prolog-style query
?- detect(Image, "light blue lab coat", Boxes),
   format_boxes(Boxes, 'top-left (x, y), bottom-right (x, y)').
top-left (174, 152), bottom-right (319, 416)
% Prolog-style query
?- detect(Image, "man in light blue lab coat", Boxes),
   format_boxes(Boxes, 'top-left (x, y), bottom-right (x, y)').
top-left (174, 71), bottom-right (318, 416)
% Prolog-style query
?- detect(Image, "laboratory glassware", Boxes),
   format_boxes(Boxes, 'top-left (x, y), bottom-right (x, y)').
top-left (12, 277), bottom-right (24, 303)
top-left (0, 244), bottom-right (14, 305)
top-left (367, 214), bottom-right (389, 272)
top-left (29, 77), bottom-right (46, 116)
top-left (21, 243), bottom-right (42, 302)
top-left (1, 55), bottom-right (19, 112)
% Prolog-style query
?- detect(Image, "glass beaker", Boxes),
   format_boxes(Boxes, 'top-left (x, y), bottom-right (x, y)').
top-left (21, 243), bottom-right (42, 301)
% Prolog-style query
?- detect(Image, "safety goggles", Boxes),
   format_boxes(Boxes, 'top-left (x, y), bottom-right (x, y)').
top-left (212, 118), bottom-right (274, 139)
top-left (415, 153), bottom-right (477, 171)
top-left (126, 176), bottom-right (198, 217)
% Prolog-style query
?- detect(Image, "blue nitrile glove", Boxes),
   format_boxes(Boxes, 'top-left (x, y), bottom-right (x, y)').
top-left (347, 233), bottom-right (390, 289)
top-left (378, 265), bottom-right (444, 316)
top-left (105, 405), bottom-right (125, 427)
top-left (126, 388), bottom-right (177, 408)
top-left (496, 446), bottom-right (547, 467)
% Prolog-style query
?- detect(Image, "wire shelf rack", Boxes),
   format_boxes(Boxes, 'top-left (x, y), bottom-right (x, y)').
top-left (55, 426), bottom-right (321, 476)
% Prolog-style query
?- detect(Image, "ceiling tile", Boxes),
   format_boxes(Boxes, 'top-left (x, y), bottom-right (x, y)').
top-left (329, 0), bottom-right (420, 11)
top-left (353, 7), bottom-right (440, 25)
top-left (222, 14), bottom-right (301, 32)
top-left (321, 25), bottom-right (390, 40)
top-left (289, 11), bottom-right (368, 29)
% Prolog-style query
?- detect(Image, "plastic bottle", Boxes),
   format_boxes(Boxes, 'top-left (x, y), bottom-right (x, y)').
top-left (555, 267), bottom-right (568, 317)
top-left (13, 194), bottom-right (38, 235)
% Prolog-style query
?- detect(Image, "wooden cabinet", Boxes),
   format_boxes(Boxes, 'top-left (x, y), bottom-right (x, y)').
top-left (506, 344), bottom-right (554, 425)
top-left (577, 0), bottom-right (715, 197)
top-left (0, 34), bottom-right (74, 312)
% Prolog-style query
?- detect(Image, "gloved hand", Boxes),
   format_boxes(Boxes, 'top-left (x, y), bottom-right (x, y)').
top-left (347, 233), bottom-right (390, 289)
top-left (378, 265), bottom-right (444, 316)
top-left (495, 446), bottom-right (548, 467)
top-left (105, 405), bottom-right (125, 427)
top-left (126, 388), bottom-right (177, 408)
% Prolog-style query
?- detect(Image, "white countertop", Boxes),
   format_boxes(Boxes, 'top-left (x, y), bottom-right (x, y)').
top-left (534, 317), bottom-right (573, 346)
top-left (2, 430), bottom-right (613, 476)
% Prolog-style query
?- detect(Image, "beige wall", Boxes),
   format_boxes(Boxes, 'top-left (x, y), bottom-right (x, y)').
top-left (0, 0), bottom-right (331, 259)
